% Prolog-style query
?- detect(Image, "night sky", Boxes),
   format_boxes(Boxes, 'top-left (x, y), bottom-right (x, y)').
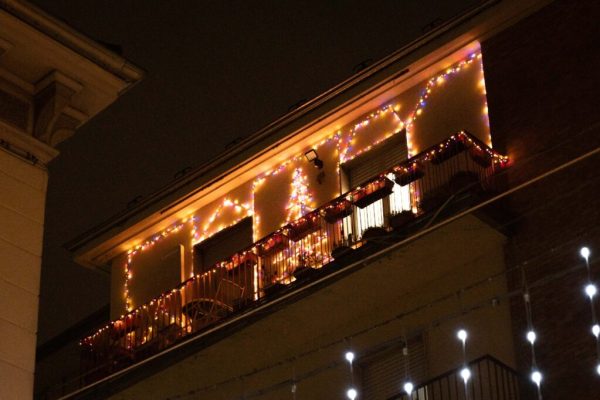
top-left (29, 0), bottom-right (477, 343)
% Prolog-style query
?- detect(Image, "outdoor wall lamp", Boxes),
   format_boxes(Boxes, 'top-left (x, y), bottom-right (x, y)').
top-left (304, 149), bottom-right (324, 169)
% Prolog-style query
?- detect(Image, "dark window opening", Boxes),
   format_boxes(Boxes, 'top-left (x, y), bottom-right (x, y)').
top-left (193, 217), bottom-right (253, 274)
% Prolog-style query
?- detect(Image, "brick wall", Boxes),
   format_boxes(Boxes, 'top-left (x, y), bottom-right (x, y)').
top-left (482, 0), bottom-right (600, 398)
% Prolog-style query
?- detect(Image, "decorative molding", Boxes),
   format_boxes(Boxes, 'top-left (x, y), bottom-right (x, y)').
top-left (33, 70), bottom-right (86, 147)
top-left (0, 119), bottom-right (58, 164)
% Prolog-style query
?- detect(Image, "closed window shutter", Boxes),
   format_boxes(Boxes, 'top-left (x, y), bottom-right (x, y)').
top-left (193, 217), bottom-right (253, 273)
top-left (361, 336), bottom-right (427, 400)
top-left (344, 132), bottom-right (408, 188)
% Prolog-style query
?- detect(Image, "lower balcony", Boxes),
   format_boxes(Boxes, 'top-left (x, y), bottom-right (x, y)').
top-left (79, 131), bottom-right (509, 388)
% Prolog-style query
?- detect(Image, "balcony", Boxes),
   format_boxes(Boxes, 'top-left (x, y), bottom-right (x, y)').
top-left (390, 355), bottom-right (528, 400)
top-left (79, 131), bottom-right (508, 384)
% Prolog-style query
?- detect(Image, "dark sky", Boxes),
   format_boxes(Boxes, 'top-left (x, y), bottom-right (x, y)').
top-left (30, 0), bottom-right (477, 343)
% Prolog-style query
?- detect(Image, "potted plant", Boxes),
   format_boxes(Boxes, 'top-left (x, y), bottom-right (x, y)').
top-left (292, 251), bottom-right (318, 281)
top-left (468, 145), bottom-right (492, 167)
top-left (351, 176), bottom-right (394, 208)
top-left (361, 226), bottom-right (388, 241)
top-left (284, 211), bottom-right (321, 242)
top-left (331, 241), bottom-right (353, 259)
top-left (394, 161), bottom-right (425, 186)
top-left (388, 210), bottom-right (415, 230)
top-left (429, 135), bottom-right (468, 164)
top-left (321, 199), bottom-right (353, 223)
top-left (257, 232), bottom-right (287, 256)
top-left (230, 251), bottom-right (258, 269)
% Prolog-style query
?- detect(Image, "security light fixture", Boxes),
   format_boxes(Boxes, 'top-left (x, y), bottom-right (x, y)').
top-left (305, 149), bottom-right (324, 169)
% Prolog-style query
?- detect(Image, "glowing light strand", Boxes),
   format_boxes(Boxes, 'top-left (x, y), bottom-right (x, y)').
top-left (405, 52), bottom-right (482, 156)
top-left (579, 247), bottom-right (600, 375)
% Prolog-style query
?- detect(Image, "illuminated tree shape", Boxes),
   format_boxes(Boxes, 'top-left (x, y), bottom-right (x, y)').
top-left (285, 168), bottom-right (314, 223)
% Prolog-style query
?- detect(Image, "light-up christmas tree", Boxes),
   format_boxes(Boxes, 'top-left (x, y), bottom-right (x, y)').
top-left (285, 168), bottom-right (314, 223)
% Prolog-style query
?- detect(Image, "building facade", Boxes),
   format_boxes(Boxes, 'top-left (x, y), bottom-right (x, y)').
top-left (58, 0), bottom-right (599, 399)
top-left (0, 1), bottom-right (142, 398)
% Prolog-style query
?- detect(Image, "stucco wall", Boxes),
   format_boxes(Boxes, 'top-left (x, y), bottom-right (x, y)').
top-left (107, 214), bottom-right (515, 399)
top-left (109, 53), bottom-right (492, 320)
top-left (0, 147), bottom-right (47, 400)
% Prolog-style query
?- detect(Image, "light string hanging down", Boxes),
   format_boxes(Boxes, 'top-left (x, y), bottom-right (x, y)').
top-left (402, 335), bottom-right (414, 398)
top-left (521, 265), bottom-right (543, 400)
top-left (579, 247), bottom-right (600, 375)
top-left (345, 346), bottom-right (358, 400)
top-left (456, 328), bottom-right (471, 399)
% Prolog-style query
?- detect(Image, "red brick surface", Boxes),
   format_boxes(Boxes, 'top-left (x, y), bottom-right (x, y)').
top-left (482, 0), bottom-right (600, 398)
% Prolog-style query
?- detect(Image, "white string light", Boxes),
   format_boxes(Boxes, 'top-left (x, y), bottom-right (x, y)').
top-left (346, 388), bottom-right (358, 400)
top-left (456, 328), bottom-right (471, 398)
top-left (345, 346), bottom-right (357, 400)
top-left (345, 351), bottom-right (355, 364)
top-left (580, 246), bottom-right (600, 378)
top-left (402, 339), bottom-right (414, 398)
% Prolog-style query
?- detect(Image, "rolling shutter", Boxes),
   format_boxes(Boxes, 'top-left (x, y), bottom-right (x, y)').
top-left (360, 335), bottom-right (427, 400)
top-left (343, 131), bottom-right (408, 188)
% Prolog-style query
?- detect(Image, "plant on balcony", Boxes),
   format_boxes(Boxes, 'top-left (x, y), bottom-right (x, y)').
top-left (229, 251), bottom-right (258, 269)
top-left (388, 210), bottom-right (416, 230)
top-left (284, 210), bottom-right (321, 242)
top-left (351, 176), bottom-right (394, 208)
top-left (331, 241), bottom-right (353, 260)
top-left (321, 199), bottom-right (353, 223)
top-left (468, 145), bottom-right (493, 167)
top-left (257, 232), bottom-right (287, 256)
top-left (394, 161), bottom-right (425, 186)
top-left (293, 251), bottom-right (319, 281)
top-left (361, 226), bottom-right (388, 241)
top-left (429, 135), bottom-right (468, 164)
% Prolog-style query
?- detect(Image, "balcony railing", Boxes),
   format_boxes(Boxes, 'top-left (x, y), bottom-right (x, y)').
top-left (79, 131), bottom-right (508, 384)
top-left (390, 355), bottom-right (530, 400)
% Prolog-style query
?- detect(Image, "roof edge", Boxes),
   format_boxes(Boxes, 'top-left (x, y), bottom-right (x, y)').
top-left (0, 0), bottom-right (144, 84)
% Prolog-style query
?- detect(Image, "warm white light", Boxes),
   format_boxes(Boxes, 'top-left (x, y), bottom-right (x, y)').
top-left (457, 329), bottom-right (468, 343)
top-left (585, 284), bottom-right (597, 299)
top-left (596, 363), bottom-right (600, 376)
top-left (592, 324), bottom-right (600, 338)
top-left (527, 330), bottom-right (537, 345)
top-left (531, 370), bottom-right (542, 386)
top-left (403, 382), bottom-right (414, 395)
top-left (460, 367), bottom-right (471, 383)
top-left (580, 247), bottom-right (591, 260)
top-left (345, 351), bottom-right (355, 364)
top-left (346, 388), bottom-right (358, 400)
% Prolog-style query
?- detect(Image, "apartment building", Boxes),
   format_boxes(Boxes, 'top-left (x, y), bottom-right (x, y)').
top-left (57, 0), bottom-right (599, 399)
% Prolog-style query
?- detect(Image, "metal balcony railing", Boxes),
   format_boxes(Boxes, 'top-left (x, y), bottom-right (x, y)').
top-left (78, 131), bottom-right (509, 385)
top-left (389, 355), bottom-right (530, 400)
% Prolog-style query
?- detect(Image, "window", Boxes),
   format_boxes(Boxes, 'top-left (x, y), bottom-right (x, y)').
top-left (193, 217), bottom-right (253, 274)
top-left (360, 335), bottom-right (428, 400)
top-left (341, 132), bottom-right (412, 238)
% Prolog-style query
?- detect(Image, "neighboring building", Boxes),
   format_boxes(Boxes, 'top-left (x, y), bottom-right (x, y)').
top-left (55, 0), bottom-right (598, 399)
top-left (0, 0), bottom-right (143, 398)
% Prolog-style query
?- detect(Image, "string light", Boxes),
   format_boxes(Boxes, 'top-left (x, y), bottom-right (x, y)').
top-left (531, 370), bottom-right (542, 387)
top-left (123, 220), bottom-right (189, 311)
top-left (460, 367), bottom-right (471, 384)
top-left (285, 168), bottom-right (314, 223)
top-left (82, 51), bottom-right (507, 353)
top-left (523, 288), bottom-right (543, 400)
top-left (345, 351), bottom-right (355, 364)
top-left (346, 388), bottom-right (358, 400)
top-left (405, 52), bottom-right (484, 156)
top-left (527, 330), bottom-right (537, 345)
top-left (402, 341), bottom-right (414, 398)
top-left (579, 246), bottom-right (599, 377)
top-left (456, 328), bottom-right (471, 389)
